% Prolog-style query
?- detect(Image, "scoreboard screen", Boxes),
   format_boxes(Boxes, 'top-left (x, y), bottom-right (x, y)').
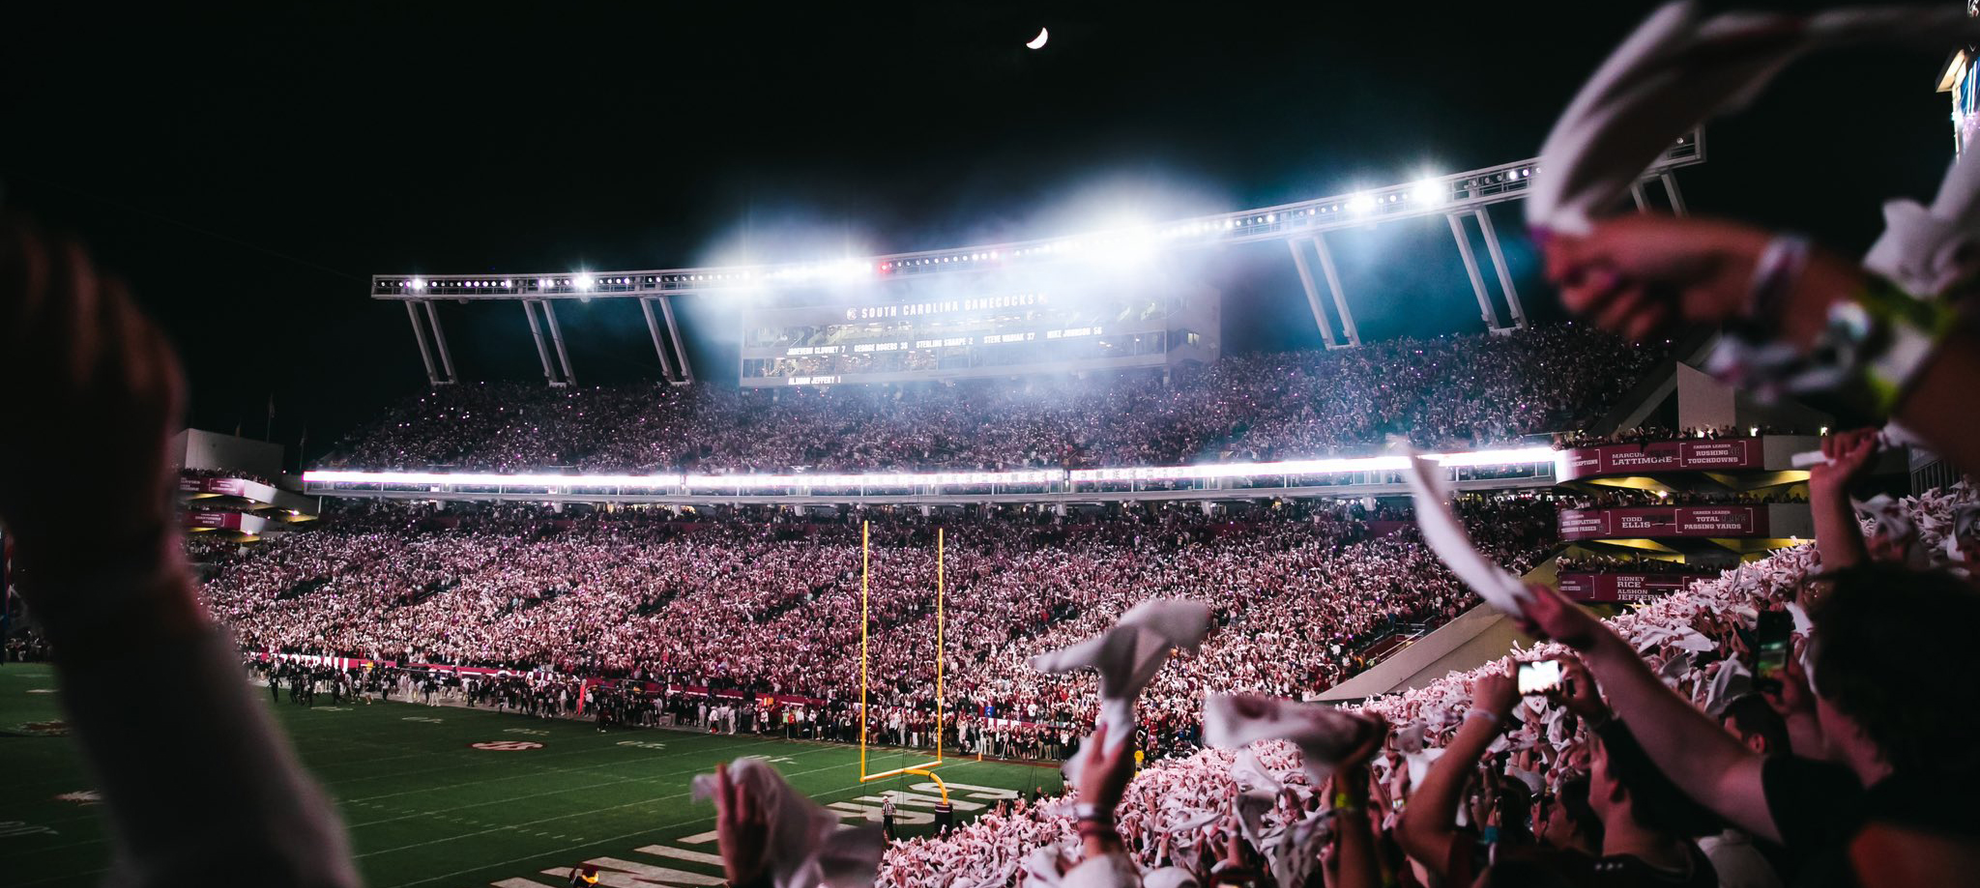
top-left (739, 282), bottom-right (1218, 387)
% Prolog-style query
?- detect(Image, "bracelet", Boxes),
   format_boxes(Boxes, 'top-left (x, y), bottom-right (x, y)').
top-left (1333, 792), bottom-right (1363, 813)
top-left (1075, 818), bottom-right (1120, 842)
top-left (1073, 802), bottom-right (1113, 824)
top-left (1464, 708), bottom-right (1500, 725)
top-left (1845, 276), bottom-right (1960, 415)
top-left (1706, 271), bottom-right (1960, 417)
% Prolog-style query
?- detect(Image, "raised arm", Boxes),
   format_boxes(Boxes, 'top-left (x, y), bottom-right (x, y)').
top-left (1545, 214), bottom-right (1980, 476)
top-left (1517, 583), bottom-right (1778, 842)
top-left (1807, 428), bottom-right (1879, 574)
top-left (0, 218), bottom-right (358, 886)
top-left (1397, 668), bottom-right (1515, 881)
top-left (1329, 747), bottom-right (1388, 888)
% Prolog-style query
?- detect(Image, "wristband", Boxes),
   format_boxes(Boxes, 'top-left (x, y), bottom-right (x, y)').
top-left (1075, 818), bottom-right (1121, 843)
top-left (1073, 802), bottom-right (1113, 824)
top-left (1707, 270), bottom-right (1960, 417)
top-left (1464, 708), bottom-right (1500, 726)
top-left (1844, 275), bottom-right (1960, 415)
top-left (1333, 792), bottom-right (1363, 813)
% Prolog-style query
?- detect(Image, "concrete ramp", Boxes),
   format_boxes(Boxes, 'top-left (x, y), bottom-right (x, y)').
top-left (1316, 559), bottom-right (1554, 704)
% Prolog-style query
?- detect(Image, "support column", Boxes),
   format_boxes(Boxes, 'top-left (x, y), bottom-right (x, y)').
top-left (522, 300), bottom-right (562, 387)
top-left (1286, 239), bottom-right (1339, 348)
top-left (640, 297), bottom-right (680, 381)
top-left (658, 296), bottom-right (695, 384)
top-left (1448, 213), bottom-right (1505, 331)
top-left (1310, 233), bottom-right (1360, 347)
top-left (1659, 172), bottom-right (1689, 217)
top-left (1474, 210), bottom-right (1527, 329)
top-left (422, 300), bottom-right (458, 383)
top-left (405, 301), bottom-right (441, 387)
top-left (541, 299), bottom-right (578, 387)
top-left (1629, 181), bottom-right (1650, 212)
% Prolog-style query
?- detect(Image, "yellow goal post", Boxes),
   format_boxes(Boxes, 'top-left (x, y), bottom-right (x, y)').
top-left (858, 521), bottom-right (951, 804)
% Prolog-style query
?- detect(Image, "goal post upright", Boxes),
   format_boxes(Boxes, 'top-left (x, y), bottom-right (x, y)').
top-left (936, 526), bottom-right (944, 762)
top-left (856, 520), bottom-right (952, 804)
top-left (860, 520), bottom-right (869, 779)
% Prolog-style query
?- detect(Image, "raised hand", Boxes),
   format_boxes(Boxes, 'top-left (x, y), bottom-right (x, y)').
top-left (1076, 720), bottom-right (1135, 815)
top-left (714, 762), bottom-right (770, 887)
top-left (1471, 668), bottom-right (1519, 721)
top-left (1549, 656), bottom-right (1608, 723)
top-left (1809, 428), bottom-right (1881, 496)
top-left (1542, 214), bottom-right (1860, 347)
top-left (1543, 214), bottom-right (1773, 341)
top-left (1514, 583), bottom-right (1607, 652)
top-left (0, 217), bottom-right (185, 552)
top-left (0, 215), bottom-right (199, 650)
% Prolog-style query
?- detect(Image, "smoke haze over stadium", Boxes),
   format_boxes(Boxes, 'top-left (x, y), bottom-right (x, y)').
top-left (0, 0), bottom-right (1956, 466)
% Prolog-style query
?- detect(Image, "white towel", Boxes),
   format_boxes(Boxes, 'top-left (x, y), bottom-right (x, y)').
top-left (1529, 2), bottom-right (1980, 236)
top-left (691, 757), bottom-right (884, 888)
top-left (1205, 694), bottom-right (1376, 781)
top-left (1401, 452), bottom-right (1531, 613)
top-left (1031, 598), bottom-right (1212, 764)
top-left (1229, 747), bottom-right (1283, 847)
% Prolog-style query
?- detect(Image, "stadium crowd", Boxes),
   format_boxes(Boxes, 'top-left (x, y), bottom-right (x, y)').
top-left (198, 496), bottom-right (1556, 760)
top-left (14, 9), bottom-right (1980, 884)
top-left (1554, 555), bottom-right (1727, 577)
top-left (874, 478), bottom-right (1980, 888)
top-left (320, 325), bottom-right (1664, 474)
top-left (1551, 425), bottom-right (1812, 450)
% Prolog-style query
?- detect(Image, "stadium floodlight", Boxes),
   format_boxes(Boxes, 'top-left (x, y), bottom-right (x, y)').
top-left (301, 470), bottom-right (680, 487)
top-left (1347, 193), bottom-right (1377, 215)
top-left (306, 448), bottom-right (1555, 493)
top-left (1410, 177), bottom-right (1447, 205)
top-left (410, 277), bottom-right (427, 290)
top-left (574, 273), bottom-right (595, 291)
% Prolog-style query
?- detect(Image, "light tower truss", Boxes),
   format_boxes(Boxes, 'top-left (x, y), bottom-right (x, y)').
top-left (376, 132), bottom-right (1702, 383)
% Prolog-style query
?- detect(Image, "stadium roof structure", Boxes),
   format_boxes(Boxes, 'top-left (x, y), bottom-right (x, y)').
top-left (373, 132), bottom-right (1704, 388)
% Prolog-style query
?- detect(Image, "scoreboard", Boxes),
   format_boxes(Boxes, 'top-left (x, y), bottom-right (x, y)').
top-left (739, 280), bottom-right (1219, 387)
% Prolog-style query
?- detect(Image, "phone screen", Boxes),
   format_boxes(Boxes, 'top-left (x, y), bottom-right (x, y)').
top-left (1755, 610), bottom-right (1793, 684)
top-left (1517, 660), bottom-right (1562, 695)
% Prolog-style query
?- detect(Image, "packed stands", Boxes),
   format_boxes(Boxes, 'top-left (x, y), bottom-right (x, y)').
top-left (321, 326), bottom-right (1665, 474)
top-left (198, 497), bottom-right (1557, 759)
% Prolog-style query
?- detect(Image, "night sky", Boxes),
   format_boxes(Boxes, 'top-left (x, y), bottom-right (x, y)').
top-left (1, 1), bottom-right (1960, 468)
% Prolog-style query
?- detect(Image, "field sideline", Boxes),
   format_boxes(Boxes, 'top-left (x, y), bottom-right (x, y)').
top-left (0, 663), bottom-right (1062, 887)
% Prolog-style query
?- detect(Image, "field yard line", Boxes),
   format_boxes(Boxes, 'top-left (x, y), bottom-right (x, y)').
top-left (320, 733), bottom-right (763, 788)
top-left (336, 732), bottom-right (796, 797)
top-left (354, 755), bottom-right (857, 863)
top-left (11, 740), bottom-right (667, 835)
top-left (0, 737), bottom-right (831, 859)
top-left (4, 751), bottom-right (850, 882)
top-left (377, 769), bottom-right (892, 888)
top-left (339, 742), bottom-right (843, 827)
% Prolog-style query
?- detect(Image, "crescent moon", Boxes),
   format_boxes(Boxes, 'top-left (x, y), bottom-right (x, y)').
top-left (1026, 27), bottom-right (1049, 50)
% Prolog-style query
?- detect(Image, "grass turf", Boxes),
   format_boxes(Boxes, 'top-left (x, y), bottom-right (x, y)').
top-left (0, 663), bottom-right (1061, 887)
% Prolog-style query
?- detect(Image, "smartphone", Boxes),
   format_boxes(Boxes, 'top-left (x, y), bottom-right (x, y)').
top-left (1517, 660), bottom-right (1563, 696)
top-left (1754, 610), bottom-right (1793, 689)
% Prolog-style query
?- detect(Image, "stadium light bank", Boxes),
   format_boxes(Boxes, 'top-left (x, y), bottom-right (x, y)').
top-left (301, 446), bottom-right (1558, 492)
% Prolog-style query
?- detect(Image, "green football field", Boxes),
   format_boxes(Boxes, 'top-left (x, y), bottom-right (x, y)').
top-left (0, 663), bottom-right (1062, 887)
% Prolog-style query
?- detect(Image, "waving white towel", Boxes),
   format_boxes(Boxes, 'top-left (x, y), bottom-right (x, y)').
top-left (1402, 452), bottom-right (1532, 613)
top-left (1204, 694), bottom-right (1378, 781)
top-left (691, 756), bottom-right (884, 888)
top-left (1031, 598), bottom-right (1212, 778)
top-left (1529, 2), bottom-right (1980, 236)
